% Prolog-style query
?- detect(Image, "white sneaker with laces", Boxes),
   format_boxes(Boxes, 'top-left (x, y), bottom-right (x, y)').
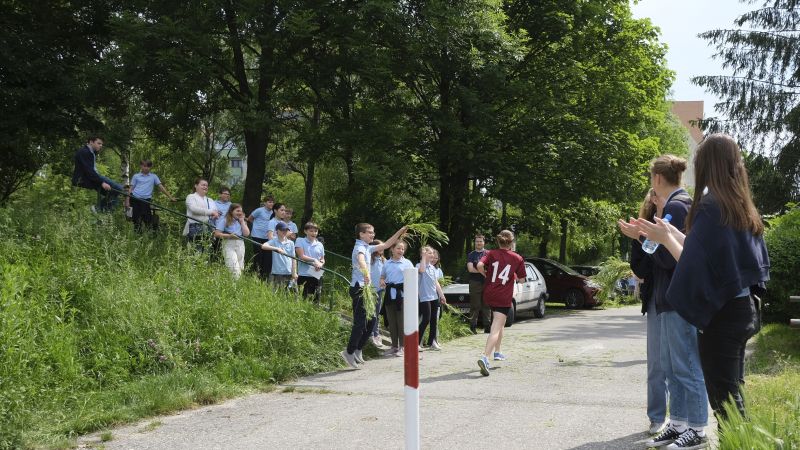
top-left (354, 349), bottom-right (365, 364)
top-left (430, 341), bottom-right (442, 351)
top-left (340, 350), bottom-right (359, 369)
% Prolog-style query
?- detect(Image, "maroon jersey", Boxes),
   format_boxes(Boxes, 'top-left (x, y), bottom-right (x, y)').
top-left (479, 249), bottom-right (526, 307)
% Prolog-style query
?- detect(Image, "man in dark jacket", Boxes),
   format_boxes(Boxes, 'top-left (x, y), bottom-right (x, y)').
top-left (71, 136), bottom-right (123, 212)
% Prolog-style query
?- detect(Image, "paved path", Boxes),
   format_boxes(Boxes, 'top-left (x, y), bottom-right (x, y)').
top-left (80, 305), bottom-right (715, 449)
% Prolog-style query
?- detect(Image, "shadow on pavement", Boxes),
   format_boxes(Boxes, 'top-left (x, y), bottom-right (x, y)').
top-left (420, 370), bottom-right (484, 383)
top-left (565, 431), bottom-right (650, 450)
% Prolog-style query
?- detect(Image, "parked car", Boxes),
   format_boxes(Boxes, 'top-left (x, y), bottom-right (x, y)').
top-left (441, 261), bottom-right (548, 326)
top-left (570, 265), bottom-right (600, 277)
top-left (525, 257), bottom-right (602, 308)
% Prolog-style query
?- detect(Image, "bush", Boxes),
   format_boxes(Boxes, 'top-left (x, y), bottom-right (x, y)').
top-left (0, 203), bottom-right (345, 448)
top-left (763, 206), bottom-right (800, 322)
top-left (591, 256), bottom-right (638, 306)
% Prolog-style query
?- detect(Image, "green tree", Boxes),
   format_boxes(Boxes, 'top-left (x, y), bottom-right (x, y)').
top-left (0, 0), bottom-right (109, 203)
top-left (694, 0), bottom-right (800, 202)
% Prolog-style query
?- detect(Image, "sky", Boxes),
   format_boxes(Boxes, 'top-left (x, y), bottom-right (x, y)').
top-left (630, 0), bottom-right (755, 119)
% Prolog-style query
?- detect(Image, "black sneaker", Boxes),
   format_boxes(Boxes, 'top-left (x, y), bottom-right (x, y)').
top-left (665, 429), bottom-right (708, 450)
top-left (645, 426), bottom-right (682, 448)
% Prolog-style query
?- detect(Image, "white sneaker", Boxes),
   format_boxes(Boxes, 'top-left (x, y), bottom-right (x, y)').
top-left (340, 350), bottom-right (359, 369)
top-left (385, 346), bottom-right (398, 356)
top-left (354, 349), bottom-right (365, 364)
top-left (430, 341), bottom-right (442, 351)
top-left (396, 348), bottom-right (404, 357)
top-left (372, 335), bottom-right (386, 348)
top-left (649, 421), bottom-right (667, 435)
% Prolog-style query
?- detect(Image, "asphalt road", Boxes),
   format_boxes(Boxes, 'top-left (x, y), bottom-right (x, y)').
top-left (79, 305), bottom-right (716, 450)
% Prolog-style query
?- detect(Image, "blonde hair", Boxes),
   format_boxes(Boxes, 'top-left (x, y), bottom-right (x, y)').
top-left (638, 190), bottom-right (657, 221)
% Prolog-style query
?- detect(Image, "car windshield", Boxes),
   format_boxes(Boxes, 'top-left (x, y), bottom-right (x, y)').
top-left (538, 259), bottom-right (580, 275)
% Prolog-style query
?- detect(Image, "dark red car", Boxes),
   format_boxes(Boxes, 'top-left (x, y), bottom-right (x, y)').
top-left (525, 257), bottom-right (602, 308)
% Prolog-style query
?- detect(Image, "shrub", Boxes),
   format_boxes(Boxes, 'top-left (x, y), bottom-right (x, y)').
top-left (763, 206), bottom-right (800, 322)
top-left (591, 256), bottom-right (638, 306)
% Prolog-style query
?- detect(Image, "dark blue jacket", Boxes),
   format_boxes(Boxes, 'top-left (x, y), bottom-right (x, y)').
top-left (71, 145), bottom-right (102, 189)
top-left (667, 193), bottom-right (770, 330)
top-left (650, 189), bottom-right (692, 314)
top-left (630, 239), bottom-right (653, 315)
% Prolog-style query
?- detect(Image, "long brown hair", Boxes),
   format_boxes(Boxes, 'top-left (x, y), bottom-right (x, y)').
top-left (225, 203), bottom-right (242, 227)
top-left (638, 189), bottom-right (657, 221)
top-left (686, 133), bottom-right (763, 235)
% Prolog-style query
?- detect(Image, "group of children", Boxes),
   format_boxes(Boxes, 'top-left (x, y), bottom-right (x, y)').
top-left (340, 224), bottom-right (456, 368)
top-left (181, 181), bottom-right (325, 300)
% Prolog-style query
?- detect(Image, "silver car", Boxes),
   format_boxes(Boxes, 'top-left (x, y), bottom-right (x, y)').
top-left (442, 262), bottom-right (548, 326)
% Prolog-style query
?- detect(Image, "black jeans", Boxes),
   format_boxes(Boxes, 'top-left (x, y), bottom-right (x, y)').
top-left (419, 300), bottom-right (440, 346)
top-left (297, 276), bottom-right (322, 304)
top-left (249, 238), bottom-right (272, 280)
top-left (697, 295), bottom-right (758, 421)
top-left (347, 284), bottom-right (376, 354)
top-left (131, 197), bottom-right (153, 232)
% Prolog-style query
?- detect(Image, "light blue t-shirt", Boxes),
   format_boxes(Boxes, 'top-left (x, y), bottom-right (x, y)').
top-left (350, 240), bottom-right (376, 287)
top-left (381, 257), bottom-right (414, 300)
top-left (214, 216), bottom-right (243, 237)
top-left (417, 263), bottom-right (439, 302)
top-left (295, 237), bottom-right (325, 277)
top-left (250, 207), bottom-right (271, 239)
top-left (269, 238), bottom-right (295, 275)
top-left (130, 172), bottom-right (161, 199)
top-left (288, 221), bottom-right (298, 234)
top-left (371, 258), bottom-right (385, 292)
top-left (215, 200), bottom-right (231, 220)
top-left (267, 218), bottom-right (289, 238)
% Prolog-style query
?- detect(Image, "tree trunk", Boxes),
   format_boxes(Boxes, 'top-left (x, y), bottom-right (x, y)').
top-left (438, 166), bottom-right (470, 274)
top-left (241, 129), bottom-right (269, 213)
top-left (301, 105), bottom-right (321, 226)
top-left (559, 217), bottom-right (568, 263)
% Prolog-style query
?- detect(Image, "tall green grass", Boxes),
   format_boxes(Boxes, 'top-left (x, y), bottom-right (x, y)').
top-left (0, 205), bottom-right (346, 448)
top-left (717, 324), bottom-right (800, 449)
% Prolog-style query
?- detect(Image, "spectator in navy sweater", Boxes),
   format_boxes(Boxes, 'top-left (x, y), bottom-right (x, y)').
top-left (71, 136), bottom-right (124, 213)
top-left (637, 133), bottom-right (769, 428)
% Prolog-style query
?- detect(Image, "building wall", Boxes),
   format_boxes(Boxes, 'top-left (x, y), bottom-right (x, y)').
top-left (671, 101), bottom-right (704, 189)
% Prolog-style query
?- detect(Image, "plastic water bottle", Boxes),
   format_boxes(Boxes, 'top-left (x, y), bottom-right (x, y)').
top-left (642, 213), bottom-right (672, 254)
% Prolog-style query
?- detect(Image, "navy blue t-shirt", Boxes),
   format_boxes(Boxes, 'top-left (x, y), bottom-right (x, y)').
top-left (467, 250), bottom-right (486, 283)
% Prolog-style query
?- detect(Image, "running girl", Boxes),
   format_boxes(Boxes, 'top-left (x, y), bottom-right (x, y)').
top-left (476, 230), bottom-right (527, 376)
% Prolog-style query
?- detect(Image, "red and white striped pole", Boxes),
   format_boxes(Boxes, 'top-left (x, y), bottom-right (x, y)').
top-left (403, 267), bottom-right (420, 450)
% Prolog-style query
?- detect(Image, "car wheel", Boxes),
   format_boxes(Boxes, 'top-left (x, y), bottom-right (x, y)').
top-left (564, 289), bottom-right (585, 309)
top-left (533, 296), bottom-right (546, 318)
top-left (504, 301), bottom-right (516, 327)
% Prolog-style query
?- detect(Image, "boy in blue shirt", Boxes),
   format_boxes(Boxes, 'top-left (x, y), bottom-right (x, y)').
top-left (261, 221), bottom-right (297, 290)
top-left (124, 160), bottom-right (176, 232)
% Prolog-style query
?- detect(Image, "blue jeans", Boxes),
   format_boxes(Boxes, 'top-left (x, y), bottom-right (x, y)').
top-left (660, 311), bottom-right (708, 427)
top-left (96, 176), bottom-right (124, 212)
top-left (646, 300), bottom-right (668, 423)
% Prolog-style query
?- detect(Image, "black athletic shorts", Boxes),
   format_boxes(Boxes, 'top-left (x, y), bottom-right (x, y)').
top-left (490, 306), bottom-right (511, 316)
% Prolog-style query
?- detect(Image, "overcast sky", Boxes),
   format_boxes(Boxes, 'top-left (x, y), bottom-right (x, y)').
top-left (630, 0), bottom-right (755, 119)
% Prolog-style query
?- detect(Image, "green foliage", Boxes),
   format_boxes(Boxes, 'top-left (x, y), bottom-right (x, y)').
top-left (0, 199), bottom-right (345, 447)
top-left (763, 206), bottom-right (800, 322)
top-left (694, 2), bottom-right (800, 198)
top-left (591, 256), bottom-right (636, 306)
top-left (717, 323), bottom-right (800, 449)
